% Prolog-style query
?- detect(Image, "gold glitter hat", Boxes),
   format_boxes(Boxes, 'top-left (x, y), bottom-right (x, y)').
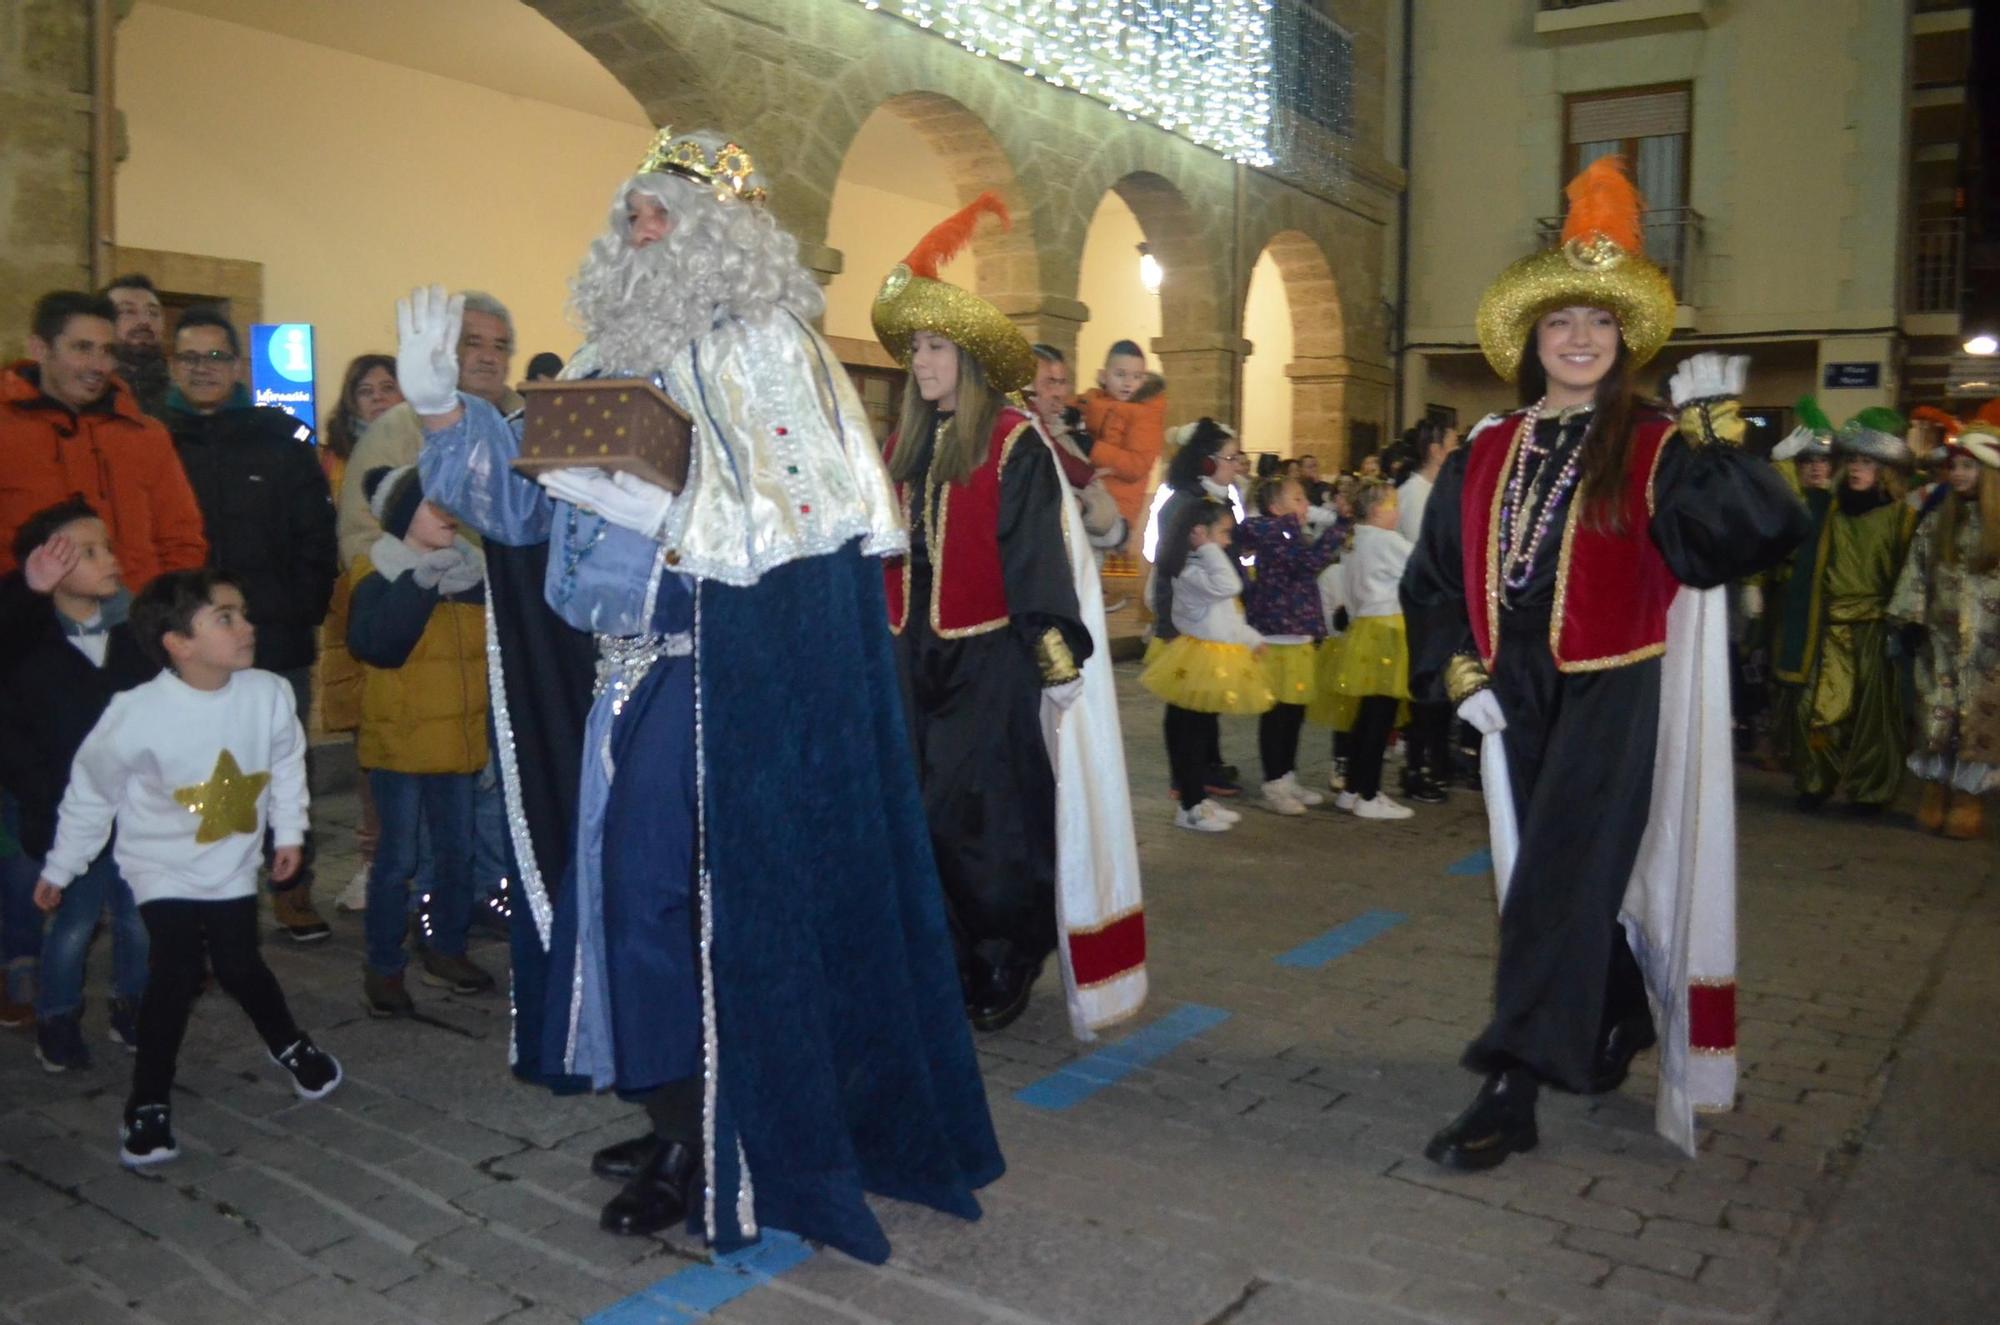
top-left (1476, 157), bottom-right (1677, 383)
top-left (872, 192), bottom-right (1035, 394)
top-left (634, 127), bottom-right (767, 206)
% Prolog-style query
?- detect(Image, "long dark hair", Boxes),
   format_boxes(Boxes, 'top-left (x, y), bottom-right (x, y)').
top-left (1157, 497), bottom-right (1229, 583)
top-left (1516, 327), bottom-right (1643, 533)
top-left (324, 354), bottom-right (398, 461)
top-left (1165, 418), bottom-right (1235, 493)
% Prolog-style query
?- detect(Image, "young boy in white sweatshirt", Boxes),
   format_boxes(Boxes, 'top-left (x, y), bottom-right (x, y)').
top-left (34, 569), bottom-right (341, 1167)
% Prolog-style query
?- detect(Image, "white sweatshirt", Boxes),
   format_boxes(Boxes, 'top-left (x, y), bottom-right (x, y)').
top-left (42, 669), bottom-right (309, 905)
top-left (1169, 542), bottom-right (1264, 648)
top-left (1342, 524), bottom-right (1415, 620)
top-left (1397, 472), bottom-right (1434, 544)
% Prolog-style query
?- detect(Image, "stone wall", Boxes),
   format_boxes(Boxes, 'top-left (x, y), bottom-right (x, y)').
top-left (528, 0), bottom-right (1403, 464)
top-left (0, 0), bottom-right (98, 360)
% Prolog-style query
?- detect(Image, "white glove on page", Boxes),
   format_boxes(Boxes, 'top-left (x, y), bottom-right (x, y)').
top-left (536, 468), bottom-right (676, 541)
top-left (396, 284), bottom-right (465, 417)
top-left (1457, 688), bottom-right (1506, 736)
top-left (1667, 352), bottom-right (1749, 407)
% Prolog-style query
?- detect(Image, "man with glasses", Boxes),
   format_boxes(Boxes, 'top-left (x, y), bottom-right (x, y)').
top-left (0, 291), bottom-right (206, 588)
top-left (164, 307), bottom-right (338, 943)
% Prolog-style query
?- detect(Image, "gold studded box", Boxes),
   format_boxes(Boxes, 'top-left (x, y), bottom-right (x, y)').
top-left (513, 378), bottom-right (692, 492)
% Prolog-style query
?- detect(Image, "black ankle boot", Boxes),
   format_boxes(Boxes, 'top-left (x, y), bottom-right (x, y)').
top-left (590, 1132), bottom-right (658, 1182)
top-left (1425, 1068), bottom-right (1539, 1171)
top-left (599, 1139), bottom-right (699, 1235)
top-left (969, 958), bottom-right (1042, 1033)
top-left (1588, 1013), bottom-right (1658, 1094)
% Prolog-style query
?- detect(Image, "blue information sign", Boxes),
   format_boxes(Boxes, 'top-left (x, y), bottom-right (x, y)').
top-left (1822, 361), bottom-right (1881, 390)
top-left (250, 323), bottom-right (318, 436)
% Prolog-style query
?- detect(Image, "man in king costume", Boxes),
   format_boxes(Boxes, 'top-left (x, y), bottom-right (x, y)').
top-left (1402, 158), bottom-right (1807, 1166)
top-left (408, 129), bottom-right (1002, 1264)
top-left (872, 194), bottom-right (1147, 1038)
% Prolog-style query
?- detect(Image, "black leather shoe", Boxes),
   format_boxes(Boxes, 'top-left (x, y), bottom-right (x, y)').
top-left (599, 1140), bottom-right (699, 1236)
top-left (590, 1132), bottom-right (658, 1182)
top-left (1588, 1015), bottom-right (1659, 1094)
top-left (969, 960), bottom-right (1041, 1033)
top-left (1401, 773), bottom-right (1447, 805)
top-left (1425, 1071), bottom-right (1538, 1172)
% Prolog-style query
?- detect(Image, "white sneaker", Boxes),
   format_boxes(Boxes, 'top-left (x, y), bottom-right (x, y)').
top-left (1175, 802), bottom-right (1233, 833)
top-left (1261, 780), bottom-right (1308, 816)
top-left (1334, 791), bottom-right (1360, 812)
top-left (1278, 772), bottom-right (1325, 807)
top-left (1352, 793), bottom-right (1415, 821)
top-left (335, 865), bottom-right (369, 914)
top-left (1199, 798), bottom-right (1243, 824)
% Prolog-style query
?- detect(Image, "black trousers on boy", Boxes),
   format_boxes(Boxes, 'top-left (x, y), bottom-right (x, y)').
top-left (130, 896), bottom-right (302, 1110)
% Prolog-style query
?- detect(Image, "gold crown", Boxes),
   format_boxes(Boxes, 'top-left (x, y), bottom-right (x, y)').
top-left (635, 128), bottom-right (767, 206)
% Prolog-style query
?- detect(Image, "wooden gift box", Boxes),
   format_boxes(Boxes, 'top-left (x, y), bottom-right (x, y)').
top-left (513, 378), bottom-right (692, 492)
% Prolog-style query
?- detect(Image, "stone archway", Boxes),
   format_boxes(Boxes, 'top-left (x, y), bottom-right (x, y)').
top-left (1247, 228), bottom-right (1347, 462)
top-left (523, 0), bottom-right (724, 130)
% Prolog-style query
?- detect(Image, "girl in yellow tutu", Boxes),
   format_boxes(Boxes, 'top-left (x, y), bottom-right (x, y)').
top-left (1320, 479), bottom-right (1416, 821)
top-left (1141, 499), bottom-right (1272, 832)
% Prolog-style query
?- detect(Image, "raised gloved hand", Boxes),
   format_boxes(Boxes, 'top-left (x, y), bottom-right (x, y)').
top-left (1668, 352), bottom-right (1751, 448)
top-left (535, 467), bottom-right (676, 541)
top-left (412, 545), bottom-right (470, 591)
top-left (395, 284), bottom-right (465, 417)
top-left (1457, 688), bottom-right (1506, 736)
top-left (1771, 425), bottom-right (1821, 462)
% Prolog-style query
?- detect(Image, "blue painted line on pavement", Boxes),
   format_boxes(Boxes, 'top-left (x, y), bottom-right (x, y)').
top-left (585, 1229), bottom-right (813, 1324)
top-left (1014, 1003), bottom-right (1232, 1112)
top-left (1447, 847), bottom-right (1493, 876)
top-left (1274, 909), bottom-right (1407, 969)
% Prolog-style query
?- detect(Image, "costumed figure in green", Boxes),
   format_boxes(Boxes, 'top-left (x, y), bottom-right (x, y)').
top-left (1763, 397), bottom-right (1837, 769)
top-left (1889, 420), bottom-right (2000, 840)
top-left (1790, 408), bottom-right (1916, 813)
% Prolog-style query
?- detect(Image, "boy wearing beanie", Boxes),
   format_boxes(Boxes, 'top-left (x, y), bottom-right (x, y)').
top-left (345, 466), bottom-right (492, 1014)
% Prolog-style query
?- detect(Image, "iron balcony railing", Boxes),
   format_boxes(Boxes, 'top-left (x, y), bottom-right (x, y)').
top-left (1908, 217), bottom-right (1965, 315)
top-left (1535, 207), bottom-right (1704, 302)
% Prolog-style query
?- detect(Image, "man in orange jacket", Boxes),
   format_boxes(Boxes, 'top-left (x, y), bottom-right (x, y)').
top-left (1077, 339), bottom-right (1167, 553)
top-left (1, 292), bottom-right (207, 590)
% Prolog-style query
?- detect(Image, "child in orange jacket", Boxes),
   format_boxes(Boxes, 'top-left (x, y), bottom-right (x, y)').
top-left (1079, 341), bottom-right (1168, 550)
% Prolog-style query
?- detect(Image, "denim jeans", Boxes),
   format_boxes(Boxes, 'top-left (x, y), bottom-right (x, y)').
top-left (472, 759), bottom-right (514, 909)
top-left (366, 769), bottom-right (474, 974)
top-left (37, 849), bottom-right (148, 1019)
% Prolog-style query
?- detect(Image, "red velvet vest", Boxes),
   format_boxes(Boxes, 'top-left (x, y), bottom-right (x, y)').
top-left (1461, 409), bottom-right (1680, 672)
top-left (883, 408), bottom-right (1035, 637)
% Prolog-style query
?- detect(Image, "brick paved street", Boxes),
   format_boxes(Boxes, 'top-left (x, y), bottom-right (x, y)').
top-left (1, 663), bottom-right (1994, 1325)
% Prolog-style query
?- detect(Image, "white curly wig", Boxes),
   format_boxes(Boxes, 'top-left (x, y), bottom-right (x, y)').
top-left (567, 139), bottom-right (824, 374)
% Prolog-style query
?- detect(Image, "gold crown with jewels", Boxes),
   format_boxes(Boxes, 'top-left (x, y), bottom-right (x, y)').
top-left (635, 128), bottom-right (767, 206)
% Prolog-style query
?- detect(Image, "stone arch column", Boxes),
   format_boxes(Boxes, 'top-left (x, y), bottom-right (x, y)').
top-left (1248, 228), bottom-right (1350, 466)
top-left (524, 0), bottom-right (725, 133)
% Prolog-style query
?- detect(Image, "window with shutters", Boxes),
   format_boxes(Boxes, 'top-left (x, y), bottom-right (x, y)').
top-left (1562, 83), bottom-right (1696, 290)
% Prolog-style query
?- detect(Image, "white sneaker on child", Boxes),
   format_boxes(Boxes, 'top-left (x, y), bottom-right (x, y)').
top-left (1351, 793), bottom-right (1415, 821)
top-left (1334, 791), bottom-right (1360, 812)
top-left (1199, 798), bottom-right (1242, 824)
top-left (1260, 780), bottom-right (1308, 816)
top-left (1277, 772), bottom-right (1325, 807)
top-left (1175, 802), bottom-right (1234, 833)
top-left (335, 865), bottom-right (369, 913)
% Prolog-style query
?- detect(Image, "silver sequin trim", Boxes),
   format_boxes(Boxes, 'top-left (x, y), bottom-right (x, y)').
top-left (694, 585), bottom-right (721, 1243)
top-left (484, 599), bottom-right (553, 949)
top-left (592, 631), bottom-right (693, 703)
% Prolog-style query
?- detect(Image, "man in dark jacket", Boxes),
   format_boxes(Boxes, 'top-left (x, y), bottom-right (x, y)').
top-left (165, 307), bottom-right (338, 941)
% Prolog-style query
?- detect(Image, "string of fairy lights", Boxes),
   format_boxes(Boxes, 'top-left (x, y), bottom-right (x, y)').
top-left (854, 0), bottom-right (1281, 166)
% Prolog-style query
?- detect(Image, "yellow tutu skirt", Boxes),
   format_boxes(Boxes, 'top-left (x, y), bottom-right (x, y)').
top-left (1307, 615), bottom-right (1410, 729)
top-left (1260, 642), bottom-right (1318, 708)
top-left (1140, 636), bottom-right (1275, 715)
top-left (1143, 635), bottom-right (1166, 667)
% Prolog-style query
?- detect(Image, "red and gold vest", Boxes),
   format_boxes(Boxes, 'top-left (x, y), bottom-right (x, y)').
top-left (1462, 409), bottom-right (1680, 672)
top-left (883, 407), bottom-right (1035, 637)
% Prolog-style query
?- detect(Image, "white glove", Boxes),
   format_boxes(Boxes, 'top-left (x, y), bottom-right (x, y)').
top-left (1771, 426), bottom-right (1817, 462)
top-left (536, 467), bottom-right (676, 541)
top-left (1742, 584), bottom-right (1764, 619)
top-left (1667, 352), bottom-right (1749, 407)
top-left (411, 547), bottom-right (463, 590)
top-left (395, 284), bottom-right (465, 417)
top-left (1045, 677), bottom-right (1084, 711)
top-left (1457, 688), bottom-right (1506, 736)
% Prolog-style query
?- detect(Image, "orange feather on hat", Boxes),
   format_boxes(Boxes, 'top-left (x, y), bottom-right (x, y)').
top-left (1561, 156), bottom-right (1646, 254)
top-left (903, 191), bottom-right (1010, 280)
top-left (1910, 405), bottom-right (1963, 438)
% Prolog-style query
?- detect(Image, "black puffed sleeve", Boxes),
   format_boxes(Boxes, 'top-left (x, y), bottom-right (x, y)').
top-left (1400, 446), bottom-right (1476, 704)
top-left (998, 433), bottom-right (1093, 679)
top-left (1648, 434), bottom-right (1811, 589)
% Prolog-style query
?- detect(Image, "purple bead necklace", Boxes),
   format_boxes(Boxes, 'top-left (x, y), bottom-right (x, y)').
top-left (1497, 399), bottom-right (1586, 592)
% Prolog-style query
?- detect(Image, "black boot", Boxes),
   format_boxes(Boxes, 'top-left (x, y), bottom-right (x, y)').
top-left (599, 1139), bottom-right (699, 1236)
top-left (1588, 1014), bottom-right (1658, 1094)
top-left (1401, 767), bottom-right (1447, 805)
top-left (590, 1132), bottom-right (658, 1182)
top-left (968, 957), bottom-right (1042, 1033)
top-left (1424, 1068), bottom-right (1538, 1171)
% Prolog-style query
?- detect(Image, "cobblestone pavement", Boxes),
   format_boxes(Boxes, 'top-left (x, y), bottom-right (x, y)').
top-left (1, 664), bottom-right (1993, 1325)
